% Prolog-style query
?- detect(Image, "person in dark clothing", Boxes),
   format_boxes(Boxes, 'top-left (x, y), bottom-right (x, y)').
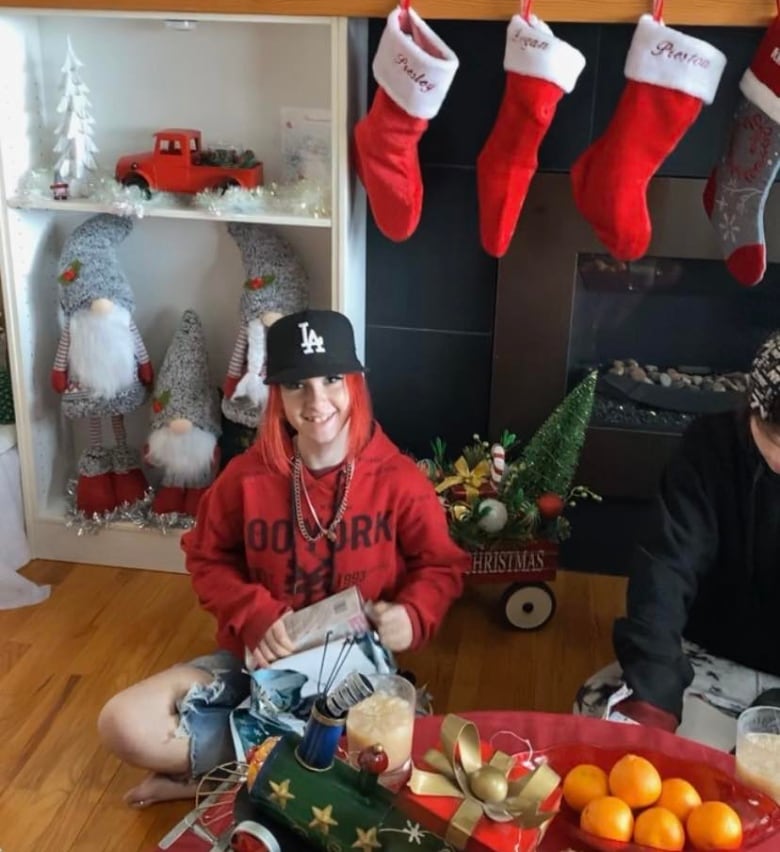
top-left (575, 330), bottom-right (780, 745)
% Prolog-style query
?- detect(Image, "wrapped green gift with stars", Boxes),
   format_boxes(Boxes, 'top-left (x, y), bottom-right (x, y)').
top-left (248, 732), bottom-right (456, 851)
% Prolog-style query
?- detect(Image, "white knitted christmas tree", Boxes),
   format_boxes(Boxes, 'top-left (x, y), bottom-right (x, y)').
top-left (53, 38), bottom-right (98, 194)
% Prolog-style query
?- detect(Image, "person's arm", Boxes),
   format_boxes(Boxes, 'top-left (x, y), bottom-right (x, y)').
top-left (613, 427), bottom-right (719, 722)
top-left (181, 463), bottom-right (288, 654)
top-left (390, 466), bottom-right (471, 651)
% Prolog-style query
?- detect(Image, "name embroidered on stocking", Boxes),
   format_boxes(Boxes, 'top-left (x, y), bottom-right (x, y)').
top-left (393, 53), bottom-right (436, 92)
top-left (509, 32), bottom-right (550, 52)
top-left (651, 40), bottom-right (711, 68)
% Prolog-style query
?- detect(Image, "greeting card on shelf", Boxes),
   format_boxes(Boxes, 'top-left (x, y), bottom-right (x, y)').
top-left (281, 107), bottom-right (331, 185)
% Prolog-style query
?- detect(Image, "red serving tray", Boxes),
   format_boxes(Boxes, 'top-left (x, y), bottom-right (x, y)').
top-left (542, 743), bottom-right (780, 852)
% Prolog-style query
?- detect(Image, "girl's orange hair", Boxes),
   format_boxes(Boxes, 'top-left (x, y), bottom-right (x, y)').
top-left (255, 373), bottom-right (373, 473)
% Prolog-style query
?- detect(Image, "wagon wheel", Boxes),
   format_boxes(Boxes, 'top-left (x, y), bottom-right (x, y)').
top-left (121, 173), bottom-right (151, 199)
top-left (500, 582), bottom-right (556, 631)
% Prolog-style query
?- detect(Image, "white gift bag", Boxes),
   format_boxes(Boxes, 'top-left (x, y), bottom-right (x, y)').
top-left (0, 431), bottom-right (48, 610)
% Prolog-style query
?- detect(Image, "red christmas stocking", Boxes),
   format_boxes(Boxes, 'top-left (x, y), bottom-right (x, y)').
top-left (477, 14), bottom-right (585, 258)
top-left (353, 6), bottom-right (458, 242)
top-left (703, 16), bottom-right (780, 286)
top-left (571, 14), bottom-right (725, 261)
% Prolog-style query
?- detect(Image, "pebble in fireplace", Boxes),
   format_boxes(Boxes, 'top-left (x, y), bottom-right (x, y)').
top-left (493, 173), bottom-right (780, 500)
top-left (590, 359), bottom-right (750, 433)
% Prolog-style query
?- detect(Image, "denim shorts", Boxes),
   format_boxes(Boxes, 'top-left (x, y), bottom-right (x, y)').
top-left (176, 649), bottom-right (250, 777)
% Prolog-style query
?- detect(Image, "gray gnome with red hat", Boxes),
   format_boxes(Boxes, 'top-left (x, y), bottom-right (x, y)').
top-left (222, 223), bottom-right (309, 428)
top-left (145, 309), bottom-right (221, 517)
top-left (51, 213), bottom-right (153, 515)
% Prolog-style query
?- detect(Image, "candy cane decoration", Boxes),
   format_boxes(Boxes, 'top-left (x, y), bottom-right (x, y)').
top-left (490, 443), bottom-right (505, 487)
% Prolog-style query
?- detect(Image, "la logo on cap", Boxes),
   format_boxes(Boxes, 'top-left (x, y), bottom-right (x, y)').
top-left (298, 321), bottom-right (325, 355)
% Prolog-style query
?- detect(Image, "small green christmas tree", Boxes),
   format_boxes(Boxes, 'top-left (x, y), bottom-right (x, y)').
top-left (512, 371), bottom-right (597, 500)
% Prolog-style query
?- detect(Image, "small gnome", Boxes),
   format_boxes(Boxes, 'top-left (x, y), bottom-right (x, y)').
top-left (145, 309), bottom-right (221, 517)
top-left (51, 213), bottom-right (152, 516)
top-left (222, 223), bottom-right (309, 428)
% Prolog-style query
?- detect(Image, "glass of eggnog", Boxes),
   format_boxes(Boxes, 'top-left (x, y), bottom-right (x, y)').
top-left (735, 705), bottom-right (780, 804)
top-left (346, 674), bottom-right (416, 785)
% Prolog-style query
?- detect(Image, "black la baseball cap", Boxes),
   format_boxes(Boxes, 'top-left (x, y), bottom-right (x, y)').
top-left (265, 309), bottom-right (365, 384)
top-left (749, 330), bottom-right (780, 422)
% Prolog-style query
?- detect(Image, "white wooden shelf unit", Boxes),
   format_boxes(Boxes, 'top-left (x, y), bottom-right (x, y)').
top-left (0, 8), bottom-right (368, 572)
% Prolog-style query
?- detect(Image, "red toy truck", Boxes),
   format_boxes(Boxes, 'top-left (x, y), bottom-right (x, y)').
top-left (115, 128), bottom-right (263, 196)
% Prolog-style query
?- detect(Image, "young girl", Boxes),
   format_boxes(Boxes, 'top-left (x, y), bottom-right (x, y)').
top-left (97, 309), bottom-right (470, 806)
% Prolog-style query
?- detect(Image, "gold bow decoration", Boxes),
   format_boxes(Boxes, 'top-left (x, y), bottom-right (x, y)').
top-left (407, 715), bottom-right (560, 851)
top-left (435, 457), bottom-right (492, 504)
top-left (449, 503), bottom-right (471, 523)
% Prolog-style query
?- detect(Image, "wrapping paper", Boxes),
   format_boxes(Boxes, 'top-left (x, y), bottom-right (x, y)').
top-left (398, 714), bottom-right (560, 852)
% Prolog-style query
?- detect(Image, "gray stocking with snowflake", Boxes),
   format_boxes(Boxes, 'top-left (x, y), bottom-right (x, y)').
top-left (704, 96), bottom-right (780, 287)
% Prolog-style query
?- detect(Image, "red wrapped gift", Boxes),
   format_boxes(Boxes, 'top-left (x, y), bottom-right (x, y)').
top-left (396, 715), bottom-right (561, 852)
top-left (435, 457), bottom-right (495, 505)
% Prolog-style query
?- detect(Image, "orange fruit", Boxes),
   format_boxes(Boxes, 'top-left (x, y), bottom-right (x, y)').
top-left (562, 763), bottom-right (610, 812)
top-left (633, 806), bottom-right (686, 851)
top-left (686, 801), bottom-right (743, 850)
top-left (658, 777), bottom-right (702, 822)
top-left (580, 795), bottom-right (634, 842)
top-left (608, 753), bottom-right (662, 809)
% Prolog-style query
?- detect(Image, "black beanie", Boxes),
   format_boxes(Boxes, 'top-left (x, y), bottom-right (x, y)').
top-left (749, 330), bottom-right (780, 422)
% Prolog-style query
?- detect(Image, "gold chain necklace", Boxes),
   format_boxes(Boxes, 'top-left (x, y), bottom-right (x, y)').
top-left (292, 454), bottom-right (354, 543)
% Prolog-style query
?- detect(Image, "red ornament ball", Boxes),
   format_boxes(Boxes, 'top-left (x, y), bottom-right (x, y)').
top-left (536, 492), bottom-right (565, 520)
top-left (358, 743), bottom-right (389, 775)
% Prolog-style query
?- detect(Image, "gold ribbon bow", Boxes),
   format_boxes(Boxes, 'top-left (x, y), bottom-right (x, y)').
top-left (435, 457), bottom-right (492, 503)
top-left (407, 715), bottom-right (560, 851)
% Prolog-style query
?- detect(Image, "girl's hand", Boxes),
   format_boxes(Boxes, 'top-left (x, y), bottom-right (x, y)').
top-left (366, 601), bottom-right (413, 652)
top-left (251, 614), bottom-right (295, 668)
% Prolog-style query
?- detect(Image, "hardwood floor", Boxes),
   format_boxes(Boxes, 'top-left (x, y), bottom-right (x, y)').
top-left (0, 560), bottom-right (626, 852)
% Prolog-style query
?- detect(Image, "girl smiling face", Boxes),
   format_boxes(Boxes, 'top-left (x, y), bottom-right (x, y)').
top-left (281, 375), bottom-right (351, 461)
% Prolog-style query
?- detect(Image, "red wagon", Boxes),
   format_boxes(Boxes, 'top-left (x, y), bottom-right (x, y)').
top-left (465, 538), bottom-right (559, 631)
top-left (424, 376), bottom-right (598, 633)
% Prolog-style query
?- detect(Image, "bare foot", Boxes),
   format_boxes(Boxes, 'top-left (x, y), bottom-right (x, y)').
top-left (124, 772), bottom-right (199, 807)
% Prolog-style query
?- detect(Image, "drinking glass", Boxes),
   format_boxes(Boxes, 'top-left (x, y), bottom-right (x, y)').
top-left (735, 706), bottom-right (780, 804)
top-left (346, 674), bottom-right (416, 785)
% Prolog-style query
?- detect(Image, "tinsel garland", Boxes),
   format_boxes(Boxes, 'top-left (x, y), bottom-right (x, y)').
top-left (16, 169), bottom-right (171, 217)
top-left (15, 169), bottom-right (330, 219)
top-left (64, 478), bottom-right (153, 535)
top-left (138, 508), bottom-right (196, 534)
top-left (64, 478), bottom-right (195, 535)
top-left (193, 179), bottom-right (330, 218)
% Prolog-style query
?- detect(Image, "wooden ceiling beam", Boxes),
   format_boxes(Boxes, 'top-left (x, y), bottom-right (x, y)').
top-left (0, 1), bottom-right (774, 27)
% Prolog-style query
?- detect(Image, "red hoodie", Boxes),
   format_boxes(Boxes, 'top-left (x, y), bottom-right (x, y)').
top-left (181, 424), bottom-right (470, 658)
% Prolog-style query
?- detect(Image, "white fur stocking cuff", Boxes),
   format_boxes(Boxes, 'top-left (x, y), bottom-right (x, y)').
top-left (504, 15), bottom-right (586, 94)
top-left (741, 69), bottom-right (780, 126)
top-left (372, 7), bottom-right (459, 120)
top-left (624, 14), bottom-right (726, 104)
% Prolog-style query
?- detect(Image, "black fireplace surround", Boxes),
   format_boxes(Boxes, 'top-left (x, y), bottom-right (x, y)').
top-left (360, 19), bottom-right (780, 573)
top-left (363, 18), bottom-right (778, 504)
